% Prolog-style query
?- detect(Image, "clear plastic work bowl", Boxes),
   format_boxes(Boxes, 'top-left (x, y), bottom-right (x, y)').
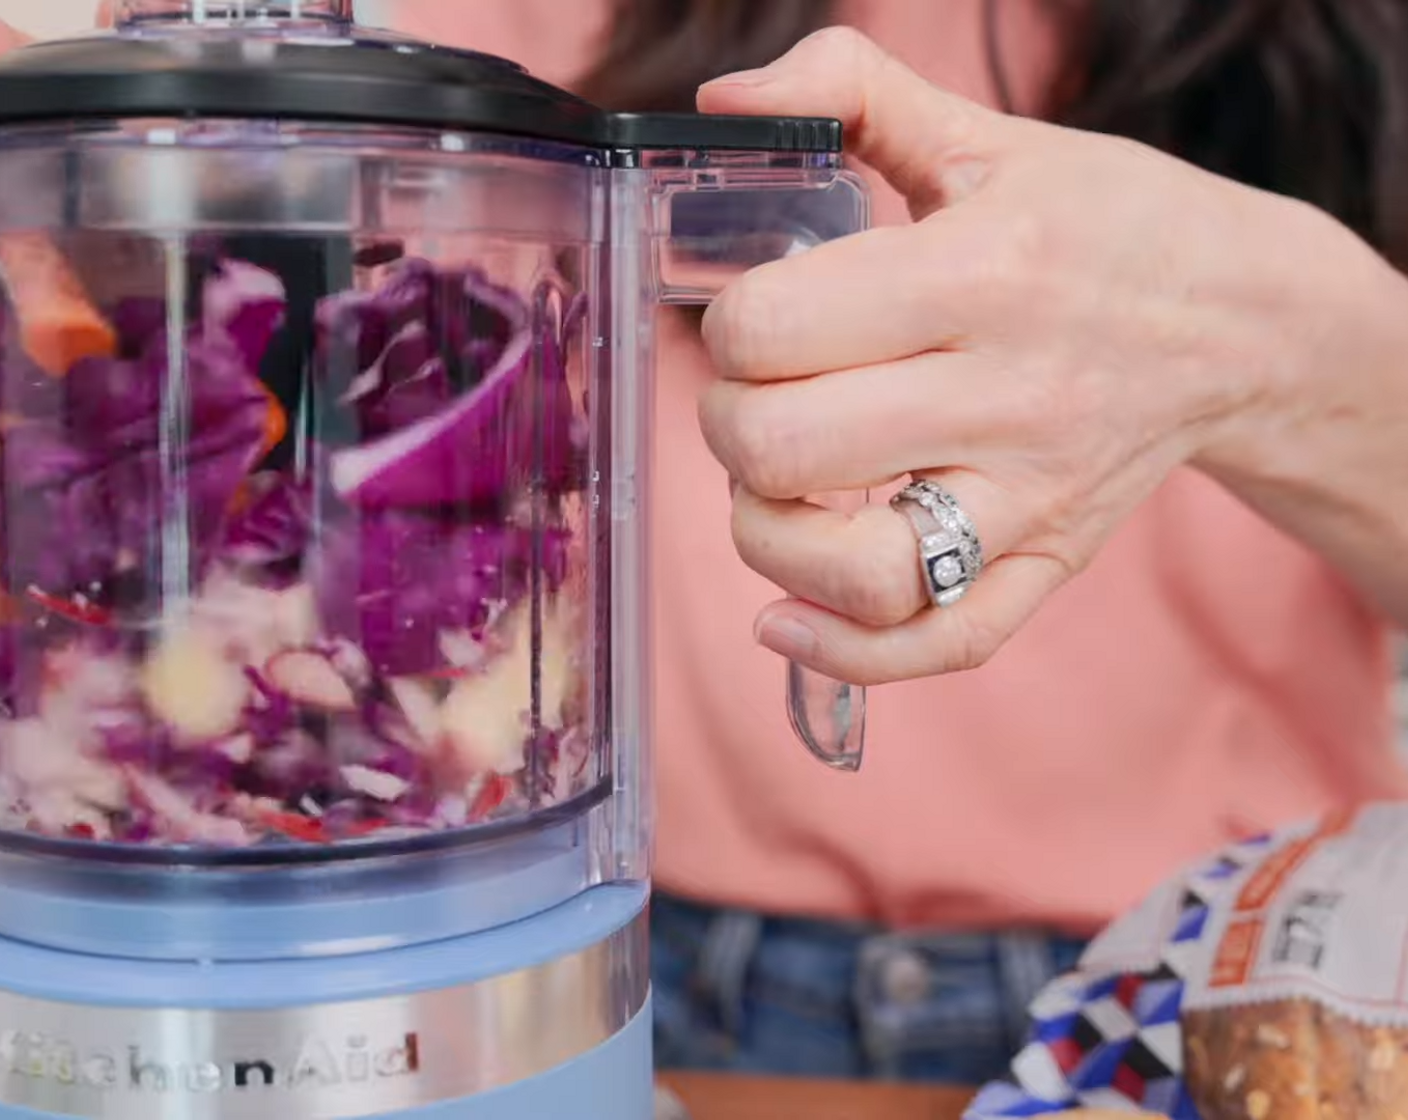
top-left (0, 121), bottom-right (616, 863)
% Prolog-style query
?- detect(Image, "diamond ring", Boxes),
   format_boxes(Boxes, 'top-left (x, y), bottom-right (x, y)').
top-left (890, 480), bottom-right (985, 609)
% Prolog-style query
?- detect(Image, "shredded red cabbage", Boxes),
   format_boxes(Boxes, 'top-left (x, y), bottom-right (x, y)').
top-left (320, 261), bottom-right (584, 509)
top-left (0, 257), bottom-right (593, 848)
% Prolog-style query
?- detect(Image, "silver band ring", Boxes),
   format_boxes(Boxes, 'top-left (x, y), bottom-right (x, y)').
top-left (890, 480), bottom-right (985, 608)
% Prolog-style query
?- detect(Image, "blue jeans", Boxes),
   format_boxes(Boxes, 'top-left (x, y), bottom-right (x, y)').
top-left (649, 891), bottom-right (1088, 1085)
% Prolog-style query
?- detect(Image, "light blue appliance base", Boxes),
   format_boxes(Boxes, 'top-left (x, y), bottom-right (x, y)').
top-left (0, 997), bottom-right (655, 1120)
top-left (0, 882), bottom-right (653, 1120)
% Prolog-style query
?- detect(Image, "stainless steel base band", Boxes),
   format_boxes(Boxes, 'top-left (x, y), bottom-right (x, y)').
top-left (0, 911), bottom-right (648, 1120)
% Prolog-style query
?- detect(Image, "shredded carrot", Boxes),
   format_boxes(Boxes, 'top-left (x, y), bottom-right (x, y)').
top-left (226, 480), bottom-right (254, 517)
top-left (470, 775), bottom-right (513, 822)
top-left (0, 586), bottom-right (19, 625)
top-left (425, 666), bottom-right (473, 682)
top-left (343, 818), bottom-right (389, 839)
top-left (0, 233), bottom-right (116, 377)
top-left (257, 810), bottom-right (327, 844)
top-left (25, 586), bottom-right (113, 627)
top-left (224, 390), bottom-right (286, 518)
top-left (257, 382), bottom-right (287, 455)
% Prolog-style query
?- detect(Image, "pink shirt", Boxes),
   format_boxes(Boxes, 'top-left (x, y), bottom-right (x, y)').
top-left (385, 0), bottom-right (1407, 934)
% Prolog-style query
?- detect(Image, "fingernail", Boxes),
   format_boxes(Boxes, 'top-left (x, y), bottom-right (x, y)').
top-left (755, 611), bottom-right (818, 659)
top-left (701, 68), bottom-right (774, 90)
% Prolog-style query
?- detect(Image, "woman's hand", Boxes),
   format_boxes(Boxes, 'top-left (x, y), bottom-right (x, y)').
top-left (0, 4), bottom-right (112, 51)
top-left (696, 28), bottom-right (1408, 686)
top-left (0, 20), bottom-right (31, 51)
top-left (0, 4), bottom-right (112, 49)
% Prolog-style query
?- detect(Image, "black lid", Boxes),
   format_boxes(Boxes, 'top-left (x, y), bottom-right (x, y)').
top-left (0, 29), bottom-right (843, 156)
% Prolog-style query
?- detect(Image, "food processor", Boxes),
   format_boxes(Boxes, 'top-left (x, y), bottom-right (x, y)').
top-left (0, 2), bottom-right (868, 1117)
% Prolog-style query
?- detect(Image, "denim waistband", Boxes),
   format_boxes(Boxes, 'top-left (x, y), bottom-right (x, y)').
top-left (651, 890), bottom-right (1088, 1071)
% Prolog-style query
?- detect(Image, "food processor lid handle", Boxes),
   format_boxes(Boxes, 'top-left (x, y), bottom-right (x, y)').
top-left (115, 0), bottom-right (352, 24)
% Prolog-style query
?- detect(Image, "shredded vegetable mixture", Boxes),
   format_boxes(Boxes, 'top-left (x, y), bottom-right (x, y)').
top-left (0, 249), bottom-right (594, 847)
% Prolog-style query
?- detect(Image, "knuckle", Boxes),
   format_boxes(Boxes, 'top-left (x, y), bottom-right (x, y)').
top-left (942, 609), bottom-right (1007, 673)
top-left (729, 499), bottom-right (768, 571)
top-left (723, 407), bottom-right (775, 493)
top-left (987, 209), bottom-right (1051, 293)
top-left (1020, 371), bottom-right (1083, 435)
top-left (976, 379), bottom-right (1056, 449)
top-left (1024, 493), bottom-right (1078, 551)
top-left (840, 530), bottom-right (919, 627)
top-left (702, 269), bottom-right (786, 378)
top-left (799, 25), bottom-right (875, 67)
top-left (991, 357), bottom-right (1096, 448)
top-left (1037, 533), bottom-right (1091, 583)
top-left (718, 390), bottom-right (803, 500)
top-left (695, 384), bottom-right (736, 467)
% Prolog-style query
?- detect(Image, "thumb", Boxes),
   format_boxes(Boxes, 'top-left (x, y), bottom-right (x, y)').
top-left (0, 4), bottom-right (112, 53)
top-left (698, 27), bottom-right (1015, 216)
top-left (0, 20), bottom-right (33, 52)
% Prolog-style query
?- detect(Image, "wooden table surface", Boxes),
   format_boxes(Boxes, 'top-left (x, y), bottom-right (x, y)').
top-left (660, 1072), bottom-right (975, 1120)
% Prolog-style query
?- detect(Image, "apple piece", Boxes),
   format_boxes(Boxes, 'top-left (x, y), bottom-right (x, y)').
top-left (439, 599), bottom-right (579, 777)
top-left (340, 764), bottom-right (411, 803)
top-left (140, 625), bottom-right (249, 743)
top-left (265, 650), bottom-right (356, 712)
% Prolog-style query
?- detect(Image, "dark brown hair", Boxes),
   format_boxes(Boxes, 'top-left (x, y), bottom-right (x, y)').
top-left (577, 0), bottom-right (1408, 268)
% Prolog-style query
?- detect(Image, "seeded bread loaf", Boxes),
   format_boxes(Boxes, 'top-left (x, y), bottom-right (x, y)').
top-left (1184, 1001), bottom-right (1408, 1120)
top-left (963, 805), bottom-right (1408, 1120)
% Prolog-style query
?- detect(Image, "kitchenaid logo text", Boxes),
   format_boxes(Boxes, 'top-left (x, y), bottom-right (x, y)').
top-left (0, 1029), bottom-right (421, 1094)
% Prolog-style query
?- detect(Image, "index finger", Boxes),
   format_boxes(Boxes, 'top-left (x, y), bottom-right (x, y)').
top-left (0, 20), bottom-right (32, 52)
top-left (698, 27), bottom-right (1020, 218)
top-left (0, 2), bottom-right (112, 50)
top-left (702, 209), bottom-right (995, 383)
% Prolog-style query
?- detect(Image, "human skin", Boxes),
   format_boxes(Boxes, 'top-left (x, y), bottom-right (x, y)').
top-left (0, 4), bottom-right (110, 46)
top-left (696, 27), bottom-right (1408, 687)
